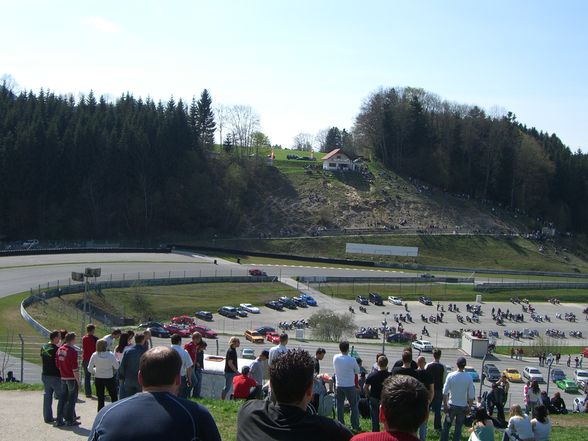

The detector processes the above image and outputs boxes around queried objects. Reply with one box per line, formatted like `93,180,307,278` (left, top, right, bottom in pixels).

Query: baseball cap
456,357,467,367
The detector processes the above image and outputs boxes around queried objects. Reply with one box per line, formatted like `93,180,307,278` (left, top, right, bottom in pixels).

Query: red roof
321,148,343,161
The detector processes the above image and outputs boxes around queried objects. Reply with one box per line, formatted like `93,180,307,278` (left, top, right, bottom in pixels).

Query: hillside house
321,148,360,171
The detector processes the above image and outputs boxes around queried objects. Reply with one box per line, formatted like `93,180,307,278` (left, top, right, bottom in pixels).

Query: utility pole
381,311,390,355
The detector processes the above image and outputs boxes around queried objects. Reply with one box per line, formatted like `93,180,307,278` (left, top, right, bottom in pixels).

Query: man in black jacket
40,330,61,424
237,349,352,441
119,334,146,398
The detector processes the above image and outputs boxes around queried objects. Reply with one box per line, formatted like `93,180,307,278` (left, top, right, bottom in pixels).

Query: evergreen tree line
353,87,588,232
0,85,272,238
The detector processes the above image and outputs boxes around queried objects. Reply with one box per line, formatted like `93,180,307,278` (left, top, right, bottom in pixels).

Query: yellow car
503,368,523,382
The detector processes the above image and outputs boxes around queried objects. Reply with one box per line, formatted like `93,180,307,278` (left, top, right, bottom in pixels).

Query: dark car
236,307,248,318
483,363,501,382
293,297,308,308
148,326,170,338
278,297,297,309
368,292,384,306
138,321,165,329
387,332,417,343
256,326,276,335
419,296,433,306
195,311,213,321
265,300,284,311
218,306,239,318
356,295,369,305
356,328,379,339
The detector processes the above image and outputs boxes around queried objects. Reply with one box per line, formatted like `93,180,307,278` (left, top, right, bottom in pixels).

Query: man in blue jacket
118,334,146,398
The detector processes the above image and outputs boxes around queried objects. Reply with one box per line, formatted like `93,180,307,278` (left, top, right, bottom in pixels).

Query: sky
1,1,587,151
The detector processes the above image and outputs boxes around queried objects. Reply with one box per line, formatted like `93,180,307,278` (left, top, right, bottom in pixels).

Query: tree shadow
331,171,371,191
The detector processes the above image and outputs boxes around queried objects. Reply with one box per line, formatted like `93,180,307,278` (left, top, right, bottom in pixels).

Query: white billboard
345,243,419,257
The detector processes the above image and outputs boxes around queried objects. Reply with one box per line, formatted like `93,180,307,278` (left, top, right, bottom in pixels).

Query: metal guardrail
475,282,588,291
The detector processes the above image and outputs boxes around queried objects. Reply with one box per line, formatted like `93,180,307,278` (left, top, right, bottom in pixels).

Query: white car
388,296,403,305
239,303,260,314
412,340,433,352
523,366,545,383
575,369,588,386
241,348,256,360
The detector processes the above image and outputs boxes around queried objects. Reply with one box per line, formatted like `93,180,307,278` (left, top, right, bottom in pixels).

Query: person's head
143,329,152,339
229,336,240,348
380,375,429,434
315,348,326,361
138,347,182,392
128,330,135,339
259,349,269,361
270,349,314,406
416,355,426,369
376,352,384,362
191,332,202,344
377,355,388,370
86,324,95,335
116,332,130,352
7,371,14,379
112,329,121,339
59,329,68,341
279,333,288,345
339,340,350,354
96,339,107,353
433,348,441,361
401,350,412,365
49,330,60,344
170,334,182,345
533,405,548,423
509,404,524,418
200,341,208,351
134,334,145,345
241,366,250,376
456,357,467,370
553,392,561,399
65,332,76,345
474,407,490,423
531,380,540,393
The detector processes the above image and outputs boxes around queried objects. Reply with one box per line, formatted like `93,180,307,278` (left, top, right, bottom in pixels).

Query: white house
321,148,360,171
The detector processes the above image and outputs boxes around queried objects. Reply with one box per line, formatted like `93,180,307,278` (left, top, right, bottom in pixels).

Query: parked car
419,296,433,306
388,296,402,305
148,326,170,338
583,347,588,358
356,295,369,305
556,379,579,393
421,273,435,279
266,332,280,344
256,326,276,335
265,300,284,311
523,366,545,383
483,364,501,383
299,293,317,306
138,321,165,329
218,306,239,318
163,324,191,337
356,328,379,339
292,297,308,308
236,307,249,318
22,239,39,249
502,368,523,383
412,340,433,352
368,292,384,306
278,297,297,309
244,330,264,344
551,368,566,383
239,303,260,314
191,325,217,339
464,367,480,382
195,311,213,321
241,348,256,360
387,332,417,343
171,315,195,325
574,369,588,387
248,268,267,276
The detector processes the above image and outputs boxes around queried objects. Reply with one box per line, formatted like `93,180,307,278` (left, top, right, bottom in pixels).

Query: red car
248,268,267,276
171,315,195,325
583,347,588,358
266,332,280,344
163,324,192,337
190,325,218,339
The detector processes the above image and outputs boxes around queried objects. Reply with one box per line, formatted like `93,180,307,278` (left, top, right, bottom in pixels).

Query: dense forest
353,87,588,232
0,85,276,238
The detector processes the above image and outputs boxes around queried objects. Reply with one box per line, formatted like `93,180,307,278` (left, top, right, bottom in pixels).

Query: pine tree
196,89,216,149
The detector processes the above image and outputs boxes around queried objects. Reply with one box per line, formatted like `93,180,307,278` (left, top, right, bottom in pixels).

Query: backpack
317,391,335,418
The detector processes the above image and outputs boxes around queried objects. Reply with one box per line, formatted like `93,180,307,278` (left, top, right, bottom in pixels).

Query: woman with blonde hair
88,339,119,411
222,336,240,400
502,404,534,441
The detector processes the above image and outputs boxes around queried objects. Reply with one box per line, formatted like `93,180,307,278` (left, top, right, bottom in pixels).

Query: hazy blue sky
2,1,587,151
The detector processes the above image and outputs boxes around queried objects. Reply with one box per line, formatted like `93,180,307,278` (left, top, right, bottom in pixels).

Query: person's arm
112,353,120,371
427,382,434,405
88,353,96,374
72,352,80,384
118,352,126,379
467,380,475,407
442,375,450,411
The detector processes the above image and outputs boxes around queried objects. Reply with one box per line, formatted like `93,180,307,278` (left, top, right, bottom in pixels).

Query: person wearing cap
440,357,475,441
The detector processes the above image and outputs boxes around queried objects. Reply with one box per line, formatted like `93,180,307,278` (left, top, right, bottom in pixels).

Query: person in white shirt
268,334,289,366
333,340,360,431
502,404,534,441
88,339,119,411
103,329,121,352
530,405,551,441
441,356,475,441
170,334,193,399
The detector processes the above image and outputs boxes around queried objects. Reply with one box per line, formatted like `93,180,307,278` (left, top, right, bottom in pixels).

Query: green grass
0,382,44,391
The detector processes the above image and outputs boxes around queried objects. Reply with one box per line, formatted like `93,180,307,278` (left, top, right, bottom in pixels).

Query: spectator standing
103,329,121,352
40,330,62,424
88,347,221,441
250,350,269,399
55,332,80,427
333,340,361,432
393,347,418,369
88,339,119,411
415,356,434,441
525,380,541,415
391,351,418,378
222,336,240,400
118,334,147,398
351,375,429,441
170,334,193,399
184,332,203,398
237,349,352,441
114,332,131,363
467,407,494,441
440,357,475,441
531,405,551,441
426,348,446,431
484,382,505,422
370,353,385,373
268,333,289,366
364,355,391,432
497,374,510,406
143,329,152,350
233,366,258,400
502,404,533,441
81,324,98,398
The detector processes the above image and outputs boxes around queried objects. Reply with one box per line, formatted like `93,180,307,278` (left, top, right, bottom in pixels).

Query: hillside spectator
237,348,352,441
364,355,391,432
88,339,119,411
233,366,258,400
525,380,541,415
468,407,494,441
392,347,418,369
194,341,207,398
415,356,434,441
103,329,121,352
114,332,132,363
502,404,533,441
426,348,446,431
81,324,98,398
88,346,221,441
370,352,385,373
351,375,429,441
55,332,80,427
268,333,289,366
333,340,361,432
40,330,62,424
485,382,505,422
497,374,510,405
119,334,146,398
250,350,269,400
550,392,567,414
170,334,193,399
5,370,19,382
143,329,152,349
531,405,551,441
184,332,203,398
440,357,475,441
222,336,240,400
391,351,417,378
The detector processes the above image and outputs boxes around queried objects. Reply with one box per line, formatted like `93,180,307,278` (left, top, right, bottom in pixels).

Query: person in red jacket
233,366,258,400
82,324,98,398
55,332,80,427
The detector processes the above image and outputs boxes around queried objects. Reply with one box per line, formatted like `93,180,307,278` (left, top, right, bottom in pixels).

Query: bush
308,309,355,342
